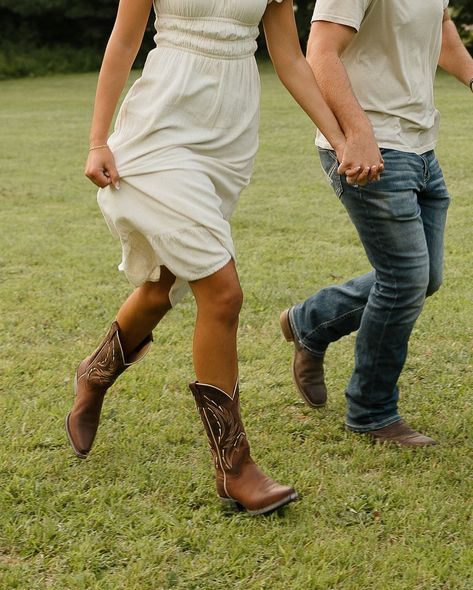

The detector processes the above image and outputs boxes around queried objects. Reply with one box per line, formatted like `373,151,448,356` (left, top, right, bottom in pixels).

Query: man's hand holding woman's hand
85,145,121,190
336,134,384,186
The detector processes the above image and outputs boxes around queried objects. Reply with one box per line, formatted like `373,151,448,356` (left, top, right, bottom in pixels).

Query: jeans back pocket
318,148,343,198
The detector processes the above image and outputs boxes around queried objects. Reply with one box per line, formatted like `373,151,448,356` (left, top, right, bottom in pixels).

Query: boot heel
279,309,294,342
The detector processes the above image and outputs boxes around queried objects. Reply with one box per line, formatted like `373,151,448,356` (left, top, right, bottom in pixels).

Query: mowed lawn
0,63,472,590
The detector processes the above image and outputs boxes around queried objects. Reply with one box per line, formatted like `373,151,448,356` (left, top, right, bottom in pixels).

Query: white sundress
98,0,284,306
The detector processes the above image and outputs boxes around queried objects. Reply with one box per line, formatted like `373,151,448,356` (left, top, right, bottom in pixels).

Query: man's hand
338,134,384,186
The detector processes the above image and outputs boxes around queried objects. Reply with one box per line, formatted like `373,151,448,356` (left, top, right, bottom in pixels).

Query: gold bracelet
88,144,109,151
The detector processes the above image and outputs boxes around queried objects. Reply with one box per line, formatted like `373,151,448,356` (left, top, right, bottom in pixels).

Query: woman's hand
337,136,384,186
85,146,120,190
334,143,362,183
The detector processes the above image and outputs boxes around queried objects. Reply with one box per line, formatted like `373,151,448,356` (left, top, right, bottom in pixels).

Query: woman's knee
191,261,243,323
213,283,243,322
197,281,243,324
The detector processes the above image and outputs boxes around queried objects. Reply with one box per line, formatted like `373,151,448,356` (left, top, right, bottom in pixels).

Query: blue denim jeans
290,148,450,432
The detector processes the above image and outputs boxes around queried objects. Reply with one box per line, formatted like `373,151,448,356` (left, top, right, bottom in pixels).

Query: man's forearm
306,46,374,140
439,19,473,87
306,22,383,182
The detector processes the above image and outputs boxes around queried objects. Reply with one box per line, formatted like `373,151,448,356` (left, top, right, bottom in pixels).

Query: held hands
335,135,384,186
85,145,121,190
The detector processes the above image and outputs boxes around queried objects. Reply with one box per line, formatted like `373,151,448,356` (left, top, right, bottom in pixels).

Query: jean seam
354,188,399,400
289,309,325,358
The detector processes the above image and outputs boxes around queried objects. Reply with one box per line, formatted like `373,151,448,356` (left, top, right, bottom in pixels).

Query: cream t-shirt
312,0,449,154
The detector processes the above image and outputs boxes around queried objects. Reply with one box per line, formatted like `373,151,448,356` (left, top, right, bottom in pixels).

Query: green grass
0,64,472,589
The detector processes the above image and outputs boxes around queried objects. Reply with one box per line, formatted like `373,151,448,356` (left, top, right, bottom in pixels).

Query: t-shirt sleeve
312,0,373,32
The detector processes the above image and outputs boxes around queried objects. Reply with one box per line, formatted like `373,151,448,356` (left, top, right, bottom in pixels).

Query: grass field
0,63,472,589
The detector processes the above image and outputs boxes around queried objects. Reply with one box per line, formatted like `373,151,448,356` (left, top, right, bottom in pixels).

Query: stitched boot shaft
189,381,298,515
66,321,152,459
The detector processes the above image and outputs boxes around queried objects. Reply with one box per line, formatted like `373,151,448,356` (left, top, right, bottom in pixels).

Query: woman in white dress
65,0,371,515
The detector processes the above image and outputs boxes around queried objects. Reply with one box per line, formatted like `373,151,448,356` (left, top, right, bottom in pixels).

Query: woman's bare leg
190,260,242,394
66,266,176,458
116,266,176,356
188,261,299,513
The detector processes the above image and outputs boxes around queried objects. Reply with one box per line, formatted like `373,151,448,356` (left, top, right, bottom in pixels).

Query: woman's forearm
262,1,345,153
89,0,153,145
89,39,139,145
273,55,346,152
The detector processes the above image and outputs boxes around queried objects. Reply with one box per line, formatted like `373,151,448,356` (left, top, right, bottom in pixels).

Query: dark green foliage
0,0,154,78
294,1,315,51
450,0,473,51
451,0,473,23
0,0,118,45
0,0,116,18
0,42,104,79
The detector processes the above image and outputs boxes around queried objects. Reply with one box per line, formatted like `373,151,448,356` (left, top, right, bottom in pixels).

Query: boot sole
220,491,299,516
367,433,437,447
346,426,437,447
280,309,326,409
64,373,89,460
65,413,89,460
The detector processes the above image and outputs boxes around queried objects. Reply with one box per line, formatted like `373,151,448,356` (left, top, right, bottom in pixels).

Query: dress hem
120,251,234,308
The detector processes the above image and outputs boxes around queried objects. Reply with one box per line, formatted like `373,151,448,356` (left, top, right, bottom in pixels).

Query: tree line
0,0,471,78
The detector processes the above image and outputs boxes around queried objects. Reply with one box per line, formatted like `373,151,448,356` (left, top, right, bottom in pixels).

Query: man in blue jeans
280,0,473,446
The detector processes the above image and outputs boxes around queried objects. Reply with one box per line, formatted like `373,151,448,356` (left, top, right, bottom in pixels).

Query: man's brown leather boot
66,321,152,459
280,308,327,407
189,381,298,515
357,419,437,447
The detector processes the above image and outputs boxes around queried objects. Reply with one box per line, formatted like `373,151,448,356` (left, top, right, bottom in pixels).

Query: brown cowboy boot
189,381,298,515
358,419,437,447
65,321,152,459
280,308,327,407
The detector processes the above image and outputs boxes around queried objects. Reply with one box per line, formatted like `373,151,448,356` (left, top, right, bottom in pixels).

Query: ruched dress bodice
154,0,270,42
154,5,262,59
97,0,284,305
